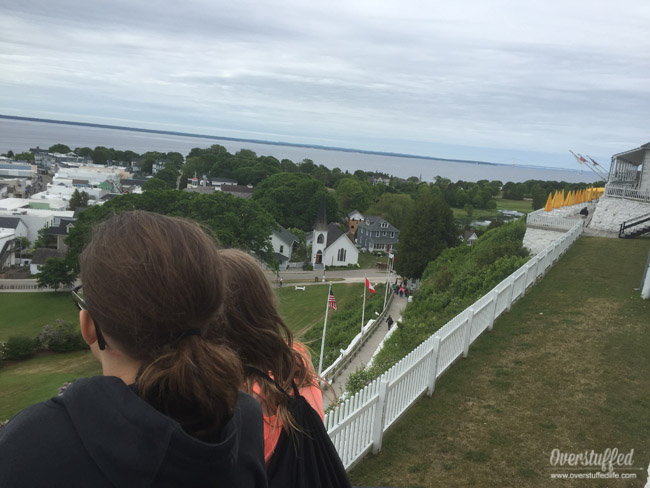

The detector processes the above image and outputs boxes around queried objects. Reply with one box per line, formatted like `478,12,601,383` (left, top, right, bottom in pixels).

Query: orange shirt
251,347,324,464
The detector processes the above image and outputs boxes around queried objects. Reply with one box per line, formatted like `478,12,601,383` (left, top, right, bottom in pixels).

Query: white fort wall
589,198,650,232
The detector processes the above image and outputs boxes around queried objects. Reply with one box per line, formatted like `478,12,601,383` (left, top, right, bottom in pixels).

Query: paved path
327,294,409,403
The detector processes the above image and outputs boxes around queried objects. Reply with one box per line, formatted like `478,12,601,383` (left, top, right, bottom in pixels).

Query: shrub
39,320,88,353
5,335,36,360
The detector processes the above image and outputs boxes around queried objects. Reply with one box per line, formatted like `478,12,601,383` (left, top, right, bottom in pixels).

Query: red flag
365,278,376,294
328,286,337,310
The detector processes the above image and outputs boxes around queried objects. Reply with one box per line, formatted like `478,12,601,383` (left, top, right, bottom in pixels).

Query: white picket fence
326,222,583,469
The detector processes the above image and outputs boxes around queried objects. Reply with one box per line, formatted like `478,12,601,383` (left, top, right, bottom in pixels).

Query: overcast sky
1,0,648,170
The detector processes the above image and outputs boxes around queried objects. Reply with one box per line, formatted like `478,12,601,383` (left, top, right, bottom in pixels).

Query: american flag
328,286,337,311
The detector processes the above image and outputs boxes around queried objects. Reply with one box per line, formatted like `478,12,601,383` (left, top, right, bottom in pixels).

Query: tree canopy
36,258,76,291
69,189,89,210
395,187,458,280
335,177,372,215
365,193,415,227
252,172,339,230
65,191,278,268
48,144,71,154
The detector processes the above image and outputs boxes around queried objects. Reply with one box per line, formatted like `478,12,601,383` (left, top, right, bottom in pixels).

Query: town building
307,198,359,269
347,210,365,237
47,217,76,252
356,216,400,253
270,226,299,268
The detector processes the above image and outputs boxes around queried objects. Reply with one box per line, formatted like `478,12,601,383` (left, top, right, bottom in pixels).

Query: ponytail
135,336,243,440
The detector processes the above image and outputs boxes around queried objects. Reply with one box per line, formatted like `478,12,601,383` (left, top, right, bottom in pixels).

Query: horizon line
0,113,586,174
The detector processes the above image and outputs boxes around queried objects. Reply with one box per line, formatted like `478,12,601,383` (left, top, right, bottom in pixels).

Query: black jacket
0,376,267,487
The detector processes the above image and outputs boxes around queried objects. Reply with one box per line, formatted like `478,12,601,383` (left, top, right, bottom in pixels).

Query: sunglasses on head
71,285,107,350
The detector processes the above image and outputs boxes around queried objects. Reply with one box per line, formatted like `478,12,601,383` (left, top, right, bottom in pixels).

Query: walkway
328,294,409,403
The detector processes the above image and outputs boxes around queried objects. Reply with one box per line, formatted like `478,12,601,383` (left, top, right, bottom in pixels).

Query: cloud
0,0,648,169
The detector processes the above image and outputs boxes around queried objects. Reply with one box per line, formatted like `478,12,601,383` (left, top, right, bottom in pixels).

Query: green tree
14,152,34,161
69,189,90,210
34,226,55,249
166,152,184,169
335,178,372,214
252,172,339,230
142,178,171,191
395,188,458,280
74,147,93,158
36,258,77,291
92,146,112,165
65,191,278,268
48,144,71,153
531,184,547,210
154,166,179,189
365,193,415,227
6,150,14,158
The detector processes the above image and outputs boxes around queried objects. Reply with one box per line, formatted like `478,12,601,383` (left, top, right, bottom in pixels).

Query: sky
1,0,649,170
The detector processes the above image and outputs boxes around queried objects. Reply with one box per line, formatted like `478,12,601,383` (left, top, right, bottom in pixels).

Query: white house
308,198,359,269
0,198,74,244
461,229,478,245
270,226,299,268
0,216,29,269
0,216,28,240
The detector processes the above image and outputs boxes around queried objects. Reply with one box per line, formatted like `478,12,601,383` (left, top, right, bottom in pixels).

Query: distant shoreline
0,114,584,174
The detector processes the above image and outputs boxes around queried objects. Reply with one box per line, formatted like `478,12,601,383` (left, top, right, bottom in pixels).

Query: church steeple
311,195,329,268
314,195,328,231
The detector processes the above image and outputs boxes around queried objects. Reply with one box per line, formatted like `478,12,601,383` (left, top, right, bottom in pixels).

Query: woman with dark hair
0,211,267,487
217,249,350,487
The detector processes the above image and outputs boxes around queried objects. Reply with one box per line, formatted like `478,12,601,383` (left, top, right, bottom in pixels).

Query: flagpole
318,283,331,376
383,253,391,309
361,274,367,334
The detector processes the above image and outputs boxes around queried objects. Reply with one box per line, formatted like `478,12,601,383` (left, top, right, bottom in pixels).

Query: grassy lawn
358,251,389,269
452,198,534,221
277,282,368,339
496,197,534,213
0,292,79,341
349,236,650,487
0,351,102,420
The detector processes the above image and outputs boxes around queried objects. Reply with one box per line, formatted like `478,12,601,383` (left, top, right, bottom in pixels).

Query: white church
306,197,359,269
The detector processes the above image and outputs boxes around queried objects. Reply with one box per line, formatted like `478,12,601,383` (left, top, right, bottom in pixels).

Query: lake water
0,117,600,184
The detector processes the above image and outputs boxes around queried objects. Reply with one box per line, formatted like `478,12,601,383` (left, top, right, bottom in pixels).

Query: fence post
462,308,474,358
522,260,535,297
487,290,498,331
533,255,542,281
426,336,441,396
506,276,516,311
371,379,389,454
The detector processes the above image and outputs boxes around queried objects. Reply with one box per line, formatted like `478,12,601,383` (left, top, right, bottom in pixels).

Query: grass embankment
361,219,529,387
349,237,650,487
0,281,383,419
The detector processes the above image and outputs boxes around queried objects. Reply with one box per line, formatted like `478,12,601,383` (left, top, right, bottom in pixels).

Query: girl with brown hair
217,249,351,487
0,211,267,487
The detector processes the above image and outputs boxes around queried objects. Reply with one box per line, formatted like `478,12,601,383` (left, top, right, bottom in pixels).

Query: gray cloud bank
1,0,648,169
